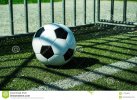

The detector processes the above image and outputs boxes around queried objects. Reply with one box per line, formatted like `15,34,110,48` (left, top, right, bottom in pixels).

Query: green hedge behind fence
1,0,136,4
0,0,62,4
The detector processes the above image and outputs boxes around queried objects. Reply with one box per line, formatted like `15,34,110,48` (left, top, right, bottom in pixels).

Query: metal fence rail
4,0,137,36
9,0,14,35
7,0,94,36
38,0,42,27
123,0,127,22
24,0,29,33
62,0,66,25
110,0,114,21
97,0,136,25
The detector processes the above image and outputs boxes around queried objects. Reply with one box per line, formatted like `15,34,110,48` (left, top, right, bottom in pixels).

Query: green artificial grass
0,26,137,90
70,67,137,90
0,0,62,5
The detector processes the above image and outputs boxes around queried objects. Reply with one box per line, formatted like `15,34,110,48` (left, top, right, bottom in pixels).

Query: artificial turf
0,25,137,90
70,67,137,90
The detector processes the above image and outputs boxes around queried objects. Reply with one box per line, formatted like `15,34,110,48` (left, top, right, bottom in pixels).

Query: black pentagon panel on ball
55,28,68,39
35,27,45,37
64,48,74,61
40,46,54,59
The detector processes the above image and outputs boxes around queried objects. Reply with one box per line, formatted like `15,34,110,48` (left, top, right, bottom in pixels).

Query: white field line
31,57,137,90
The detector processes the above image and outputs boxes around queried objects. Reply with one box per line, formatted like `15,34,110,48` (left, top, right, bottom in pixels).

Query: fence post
93,0,96,23
83,0,86,24
97,0,100,21
74,0,76,26
110,0,114,21
24,0,29,33
51,0,54,23
123,0,127,22
38,0,42,27
62,0,66,25
9,0,14,35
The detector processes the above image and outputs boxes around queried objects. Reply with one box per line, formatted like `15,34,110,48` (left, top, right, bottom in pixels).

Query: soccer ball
32,23,76,66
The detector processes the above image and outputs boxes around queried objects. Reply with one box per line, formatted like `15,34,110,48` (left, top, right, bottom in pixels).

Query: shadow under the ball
47,57,100,69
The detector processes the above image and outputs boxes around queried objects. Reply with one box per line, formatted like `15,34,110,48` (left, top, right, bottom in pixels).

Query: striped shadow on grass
31,57,137,90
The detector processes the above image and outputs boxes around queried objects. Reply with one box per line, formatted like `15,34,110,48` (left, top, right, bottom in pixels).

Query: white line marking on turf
31,57,137,90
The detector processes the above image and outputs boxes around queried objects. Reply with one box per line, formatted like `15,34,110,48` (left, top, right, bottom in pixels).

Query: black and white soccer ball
32,23,76,66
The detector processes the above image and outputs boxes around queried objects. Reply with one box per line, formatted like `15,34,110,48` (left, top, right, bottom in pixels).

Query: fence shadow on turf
0,49,137,90
83,68,137,90
78,31,137,60
75,24,137,42
47,57,100,69
0,53,66,90
0,54,35,90
27,65,116,90
0,56,117,90
76,32,137,90
0,53,118,90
